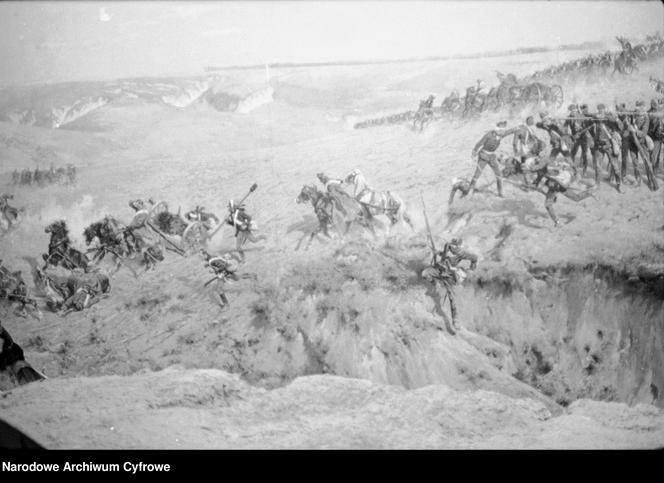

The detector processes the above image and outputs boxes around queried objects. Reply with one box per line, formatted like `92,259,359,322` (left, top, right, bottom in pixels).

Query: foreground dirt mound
1,366,662,449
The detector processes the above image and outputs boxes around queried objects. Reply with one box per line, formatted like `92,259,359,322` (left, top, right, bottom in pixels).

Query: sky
0,1,662,86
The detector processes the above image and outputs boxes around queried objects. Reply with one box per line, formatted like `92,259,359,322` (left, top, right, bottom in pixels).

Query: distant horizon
0,36,639,90
1,1,662,87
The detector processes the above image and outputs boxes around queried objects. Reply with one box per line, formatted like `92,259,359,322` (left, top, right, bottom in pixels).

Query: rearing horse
344,169,413,229
296,185,373,249
83,216,163,274
0,194,23,231
43,220,89,271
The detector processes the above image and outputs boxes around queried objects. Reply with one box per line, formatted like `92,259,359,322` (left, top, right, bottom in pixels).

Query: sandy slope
1,50,663,448
1,367,663,449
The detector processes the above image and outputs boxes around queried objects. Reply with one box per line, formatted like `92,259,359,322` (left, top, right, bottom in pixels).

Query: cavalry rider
226,200,266,261
421,238,478,329
469,120,518,197
200,250,239,309
419,94,435,111
317,172,350,214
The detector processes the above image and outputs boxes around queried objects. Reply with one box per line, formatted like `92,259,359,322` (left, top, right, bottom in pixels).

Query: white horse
344,169,413,228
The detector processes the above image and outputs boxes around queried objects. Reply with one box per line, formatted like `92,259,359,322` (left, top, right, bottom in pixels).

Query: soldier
538,160,594,226
201,250,239,309
448,177,472,205
184,206,219,230
226,200,266,261
421,238,477,329
513,116,544,162
649,98,664,173
591,103,624,192
620,100,650,186
468,121,517,197
566,104,594,176
537,111,573,161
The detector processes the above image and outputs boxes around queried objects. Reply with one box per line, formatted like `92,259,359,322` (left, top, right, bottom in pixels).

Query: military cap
568,104,577,111
496,121,507,127
580,104,589,110
597,103,606,110
635,100,645,107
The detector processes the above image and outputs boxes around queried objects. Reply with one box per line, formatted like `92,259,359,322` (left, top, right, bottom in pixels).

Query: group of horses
414,77,564,130
526,35,664,82
11,165,77,188
296,169,412,249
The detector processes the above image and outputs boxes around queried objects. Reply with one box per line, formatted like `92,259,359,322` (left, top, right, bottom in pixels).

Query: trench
235,245,664,410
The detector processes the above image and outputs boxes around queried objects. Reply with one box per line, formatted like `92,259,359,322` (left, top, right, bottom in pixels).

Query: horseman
419,94,435,111
421,238,477,329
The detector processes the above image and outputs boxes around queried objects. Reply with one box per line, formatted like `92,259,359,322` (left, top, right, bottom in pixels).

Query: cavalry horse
0,194,24,232
344,169,413,229
84,216,163,274
43,220,90,271
296,185,372,248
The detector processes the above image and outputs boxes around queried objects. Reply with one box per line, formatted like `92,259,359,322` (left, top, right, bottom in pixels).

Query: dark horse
83,216,163,273
42,220,89,271
295,185,372,249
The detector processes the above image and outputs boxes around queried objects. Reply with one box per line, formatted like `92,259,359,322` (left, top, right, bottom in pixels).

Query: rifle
625,119,659,191
145,222,186,256
204,276,220,287
420,192,436,254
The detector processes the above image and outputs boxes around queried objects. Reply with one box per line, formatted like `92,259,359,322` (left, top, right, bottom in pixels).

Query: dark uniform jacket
592,114,623,147
649,110,664,141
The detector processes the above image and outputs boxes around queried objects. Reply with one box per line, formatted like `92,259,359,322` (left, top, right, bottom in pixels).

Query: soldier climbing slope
421,238,478,331
201,250,239,310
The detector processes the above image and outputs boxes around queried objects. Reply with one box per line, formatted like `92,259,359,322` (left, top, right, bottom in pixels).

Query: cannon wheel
130,209,150,227
549,85,564,108
150,201,169,220
182,221,208,254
